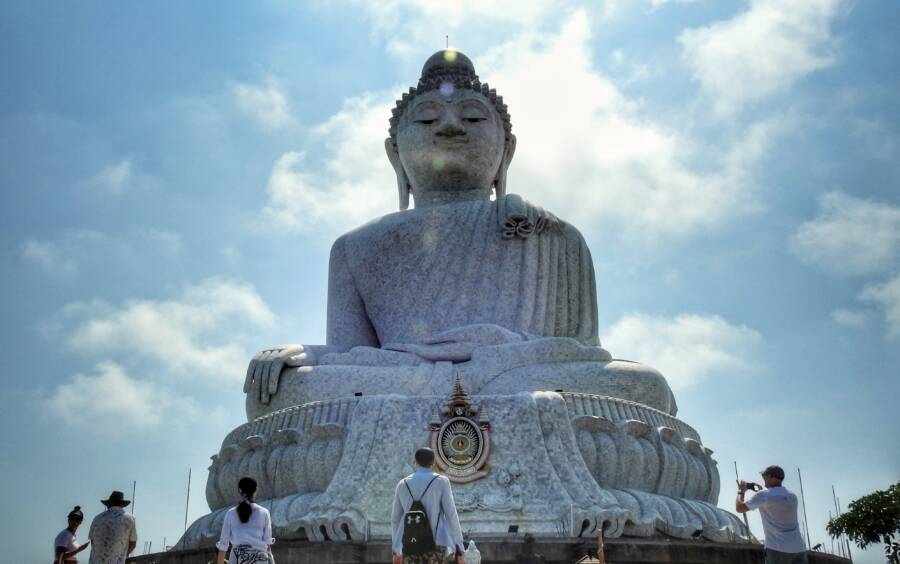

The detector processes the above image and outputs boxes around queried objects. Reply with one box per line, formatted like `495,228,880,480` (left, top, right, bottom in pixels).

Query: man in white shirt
391,448,465,564
736,465,808,564
88,491,137,564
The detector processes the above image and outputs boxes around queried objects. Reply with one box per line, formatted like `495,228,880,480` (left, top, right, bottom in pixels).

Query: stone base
128,537,851,564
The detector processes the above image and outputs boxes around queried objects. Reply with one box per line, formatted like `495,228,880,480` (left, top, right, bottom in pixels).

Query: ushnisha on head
386,50,517,210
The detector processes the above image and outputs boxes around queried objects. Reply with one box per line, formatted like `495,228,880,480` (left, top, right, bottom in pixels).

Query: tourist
87,491,137,564
215,477,274,564
54,505,90,564
391,447,465,564
736,465,808,564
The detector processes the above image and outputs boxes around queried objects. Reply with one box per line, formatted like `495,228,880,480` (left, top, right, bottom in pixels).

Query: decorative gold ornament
430,375,491,483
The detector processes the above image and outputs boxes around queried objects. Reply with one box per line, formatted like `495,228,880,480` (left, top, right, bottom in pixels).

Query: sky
1,1,898,562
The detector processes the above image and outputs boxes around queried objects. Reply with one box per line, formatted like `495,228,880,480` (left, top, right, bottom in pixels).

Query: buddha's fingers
267,359,282,397
253,360,269,404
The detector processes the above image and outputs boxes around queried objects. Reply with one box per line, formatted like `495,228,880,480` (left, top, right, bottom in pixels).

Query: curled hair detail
388,75,512,149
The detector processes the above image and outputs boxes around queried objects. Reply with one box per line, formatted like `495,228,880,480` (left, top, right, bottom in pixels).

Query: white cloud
89,157,135,194
19,239,78,274
18,228,182,276
831,308,867,328
485,12,772,240
652,0,699,8
601,313,763,390
61,278,275,383
860,274,900,340
351,0,560,56
679,0,846,115
261,92,398,231
262,11,773,242
791,191,900,276
233,77,294,130
44,361,197,433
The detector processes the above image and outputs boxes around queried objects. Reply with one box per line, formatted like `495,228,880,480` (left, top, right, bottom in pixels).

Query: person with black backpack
391,448,465,564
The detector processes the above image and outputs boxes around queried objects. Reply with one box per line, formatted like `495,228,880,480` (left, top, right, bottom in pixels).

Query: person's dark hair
414,447,435,468
236,477,258,524
67,506,83,522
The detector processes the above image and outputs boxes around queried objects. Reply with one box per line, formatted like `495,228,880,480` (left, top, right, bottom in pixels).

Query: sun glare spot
432,157,445,171
444,50,458,63
439,81,454,97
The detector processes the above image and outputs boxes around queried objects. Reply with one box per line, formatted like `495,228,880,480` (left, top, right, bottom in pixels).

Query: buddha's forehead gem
439,81,454,97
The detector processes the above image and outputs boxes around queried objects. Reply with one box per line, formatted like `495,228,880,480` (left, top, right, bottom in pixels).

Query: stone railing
206,398,359,510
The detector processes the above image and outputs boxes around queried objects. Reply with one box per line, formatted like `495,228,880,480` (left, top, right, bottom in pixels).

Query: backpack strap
418,475,439,501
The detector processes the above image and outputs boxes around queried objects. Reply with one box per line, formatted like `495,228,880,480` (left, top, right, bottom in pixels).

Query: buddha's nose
435,113,466,138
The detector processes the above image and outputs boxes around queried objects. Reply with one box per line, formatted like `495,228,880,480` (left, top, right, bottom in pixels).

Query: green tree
827,483,900,563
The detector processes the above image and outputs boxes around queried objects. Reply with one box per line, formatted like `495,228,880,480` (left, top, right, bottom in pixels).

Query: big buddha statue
180,51,747,550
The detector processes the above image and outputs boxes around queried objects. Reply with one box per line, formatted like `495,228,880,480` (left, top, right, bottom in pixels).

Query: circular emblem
441,419,481,467
433,416,490,482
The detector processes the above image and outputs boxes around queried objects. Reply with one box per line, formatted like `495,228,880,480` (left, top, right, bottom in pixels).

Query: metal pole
837,495,852,560
733,461,753,543
797,468,812,549
131,480,136,515
831,486,845,558
182,468,192,550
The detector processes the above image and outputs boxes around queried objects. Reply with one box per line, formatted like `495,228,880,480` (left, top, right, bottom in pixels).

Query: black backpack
402,475,442,555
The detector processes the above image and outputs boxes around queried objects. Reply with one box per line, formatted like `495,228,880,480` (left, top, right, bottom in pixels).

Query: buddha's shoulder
335,201,491,244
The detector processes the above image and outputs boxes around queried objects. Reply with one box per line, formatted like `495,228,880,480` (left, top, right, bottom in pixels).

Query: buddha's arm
244,236,378,405
326,234,379,349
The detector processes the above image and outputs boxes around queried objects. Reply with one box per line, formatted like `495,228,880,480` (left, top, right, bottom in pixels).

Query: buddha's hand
243,344,315,404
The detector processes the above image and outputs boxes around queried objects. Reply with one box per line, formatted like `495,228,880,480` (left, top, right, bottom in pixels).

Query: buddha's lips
434,137,469,147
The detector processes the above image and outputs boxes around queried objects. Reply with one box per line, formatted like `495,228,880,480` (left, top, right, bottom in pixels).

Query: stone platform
128,537,851,564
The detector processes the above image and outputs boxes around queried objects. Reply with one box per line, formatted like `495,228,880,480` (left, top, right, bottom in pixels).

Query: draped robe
245,194,677,420
328,194,599,351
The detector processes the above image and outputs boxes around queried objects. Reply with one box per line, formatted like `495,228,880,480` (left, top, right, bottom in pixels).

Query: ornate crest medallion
430,376,491,483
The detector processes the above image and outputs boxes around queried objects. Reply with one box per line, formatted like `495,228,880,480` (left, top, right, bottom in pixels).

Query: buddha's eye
415,119,437,125
463,117,486,123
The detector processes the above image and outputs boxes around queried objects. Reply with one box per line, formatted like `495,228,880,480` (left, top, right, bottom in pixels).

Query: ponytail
236,500,252,524
236,477,258,524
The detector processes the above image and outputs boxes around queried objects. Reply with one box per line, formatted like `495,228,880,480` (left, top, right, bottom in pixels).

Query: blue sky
2,1,898,562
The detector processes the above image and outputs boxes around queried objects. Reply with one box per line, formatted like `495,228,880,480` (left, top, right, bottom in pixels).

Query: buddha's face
396,87,507,199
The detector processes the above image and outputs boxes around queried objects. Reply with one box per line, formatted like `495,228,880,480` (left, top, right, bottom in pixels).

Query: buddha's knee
477,359,677,415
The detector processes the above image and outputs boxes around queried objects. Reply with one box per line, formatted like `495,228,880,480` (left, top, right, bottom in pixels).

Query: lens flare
444,50,458,63
432,157,445,171
439,81,454,97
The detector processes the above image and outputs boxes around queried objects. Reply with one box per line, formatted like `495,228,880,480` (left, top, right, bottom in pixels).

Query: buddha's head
386,50,516,209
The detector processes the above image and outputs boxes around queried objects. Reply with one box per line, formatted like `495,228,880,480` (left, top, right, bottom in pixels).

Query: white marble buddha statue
244,51,676,421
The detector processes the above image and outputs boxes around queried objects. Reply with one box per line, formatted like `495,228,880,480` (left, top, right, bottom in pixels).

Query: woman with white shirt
215,477,275,564
54,505,90,564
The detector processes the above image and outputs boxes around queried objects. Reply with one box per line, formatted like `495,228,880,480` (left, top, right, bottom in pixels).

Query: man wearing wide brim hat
88,490,138,563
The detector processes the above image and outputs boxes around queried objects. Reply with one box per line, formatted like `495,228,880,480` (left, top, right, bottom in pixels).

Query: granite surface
185,392,741,549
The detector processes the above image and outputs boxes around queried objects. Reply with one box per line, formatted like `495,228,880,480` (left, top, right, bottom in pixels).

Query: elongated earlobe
398,172,410,210
493,134,517,198
385,138,411,210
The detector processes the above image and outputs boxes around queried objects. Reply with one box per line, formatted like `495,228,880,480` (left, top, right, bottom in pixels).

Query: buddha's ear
385,138,411,210
494,134,517,198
